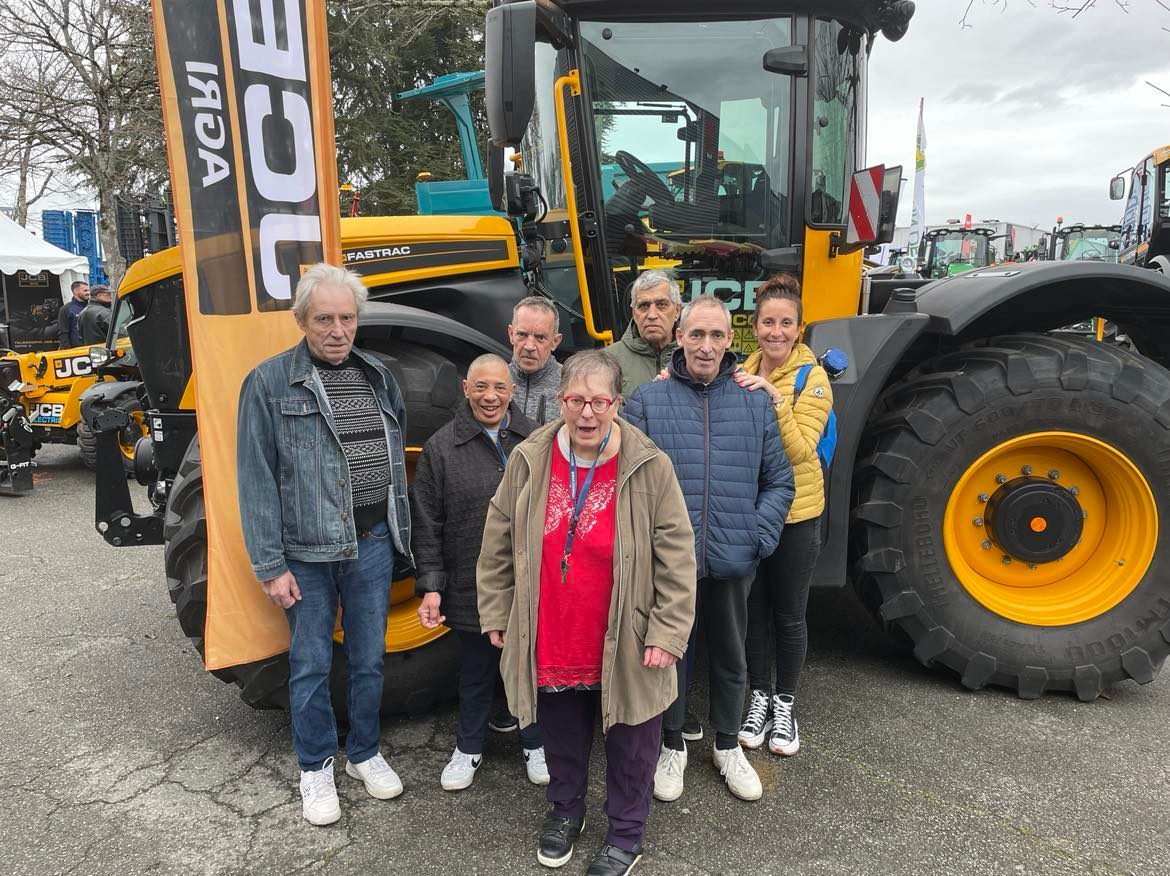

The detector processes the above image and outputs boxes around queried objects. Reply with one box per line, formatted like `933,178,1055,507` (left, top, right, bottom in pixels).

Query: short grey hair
629,269,681,307
560,350,622,399
679,295,732,333
512,295,560,334
293,263,368,323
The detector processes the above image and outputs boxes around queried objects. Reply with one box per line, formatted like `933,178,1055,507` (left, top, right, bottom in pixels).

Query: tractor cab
1111,145,1170,271
485,0,912,353
1048,223,1123,263
918,225,996,279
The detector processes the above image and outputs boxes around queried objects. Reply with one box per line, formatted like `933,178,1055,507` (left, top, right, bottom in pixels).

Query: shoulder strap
793,363,814,400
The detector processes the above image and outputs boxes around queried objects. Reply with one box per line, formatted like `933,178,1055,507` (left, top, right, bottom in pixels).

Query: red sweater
536,442,618,689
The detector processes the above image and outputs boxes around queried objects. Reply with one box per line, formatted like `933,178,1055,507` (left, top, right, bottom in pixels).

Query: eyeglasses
562,395,614,414
634,298,675,313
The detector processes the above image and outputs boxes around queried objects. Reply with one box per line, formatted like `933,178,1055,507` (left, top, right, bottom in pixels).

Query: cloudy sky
869,0,1170,232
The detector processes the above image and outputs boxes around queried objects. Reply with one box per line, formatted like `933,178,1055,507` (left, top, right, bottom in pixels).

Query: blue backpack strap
793,363,814,399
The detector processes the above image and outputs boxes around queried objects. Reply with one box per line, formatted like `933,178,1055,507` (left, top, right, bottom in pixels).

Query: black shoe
586,844,642,876
681,711,703,742
489,708,519,733
536,812,585,869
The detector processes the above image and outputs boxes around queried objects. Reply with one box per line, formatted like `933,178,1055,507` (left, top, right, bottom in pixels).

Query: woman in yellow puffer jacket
731,273,833,758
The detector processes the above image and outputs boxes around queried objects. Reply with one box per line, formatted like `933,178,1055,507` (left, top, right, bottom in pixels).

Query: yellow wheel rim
119,410,148,462
943,431,1157,626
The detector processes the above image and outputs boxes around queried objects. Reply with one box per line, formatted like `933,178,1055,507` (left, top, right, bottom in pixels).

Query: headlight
90,346,112,368
898,255,917,274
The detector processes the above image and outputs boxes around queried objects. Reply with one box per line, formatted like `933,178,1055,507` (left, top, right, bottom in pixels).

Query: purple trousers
538,689,662,853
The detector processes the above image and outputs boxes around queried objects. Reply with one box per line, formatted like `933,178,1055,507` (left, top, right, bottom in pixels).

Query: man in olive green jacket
604,269,681,399
477,417,696,732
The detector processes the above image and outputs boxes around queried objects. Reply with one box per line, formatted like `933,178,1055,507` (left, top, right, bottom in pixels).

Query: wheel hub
984,477,1083,563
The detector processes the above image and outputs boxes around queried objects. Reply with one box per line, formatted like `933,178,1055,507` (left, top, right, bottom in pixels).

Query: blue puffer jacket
624,349,794,580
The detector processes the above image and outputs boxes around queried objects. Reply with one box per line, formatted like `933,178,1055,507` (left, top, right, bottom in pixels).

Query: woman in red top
478,351,696,876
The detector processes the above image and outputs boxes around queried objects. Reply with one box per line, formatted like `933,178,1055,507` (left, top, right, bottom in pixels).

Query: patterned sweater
313,354,390,532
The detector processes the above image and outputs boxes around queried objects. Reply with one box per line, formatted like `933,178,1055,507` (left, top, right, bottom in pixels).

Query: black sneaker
489,708,520,733
586,844,642,876
537,812,585,869
681,710,703,742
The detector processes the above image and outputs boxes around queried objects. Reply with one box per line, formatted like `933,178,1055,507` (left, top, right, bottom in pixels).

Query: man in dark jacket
411,353,548,792
624,295,794,804
604,269,680,399
57,280,89,348
78,284,112,344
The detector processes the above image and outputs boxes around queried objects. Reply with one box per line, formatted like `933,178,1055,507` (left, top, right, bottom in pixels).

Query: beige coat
742,343,833,523
477,418,697,733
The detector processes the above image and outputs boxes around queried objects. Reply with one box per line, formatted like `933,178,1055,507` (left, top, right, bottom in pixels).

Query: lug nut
995,473,1007,484
1028,563,1038,570
1116,559,1126,567
1021,465,1033,476
1069,486,1080,496
1001,555,1012,565
1048,469,1060,480
978,492,990,503
973,517,984,527
981,540,992,550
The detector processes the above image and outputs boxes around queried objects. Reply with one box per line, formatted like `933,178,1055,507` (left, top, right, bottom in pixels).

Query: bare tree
0,0,165,286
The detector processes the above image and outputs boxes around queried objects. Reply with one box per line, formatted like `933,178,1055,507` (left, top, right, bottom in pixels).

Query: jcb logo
29,403,64,424
53,356,93,379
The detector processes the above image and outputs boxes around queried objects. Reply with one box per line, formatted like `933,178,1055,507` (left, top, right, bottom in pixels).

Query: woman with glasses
478,350,696,876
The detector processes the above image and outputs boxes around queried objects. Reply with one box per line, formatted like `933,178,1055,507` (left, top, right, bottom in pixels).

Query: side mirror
485,2,537,148
1109,175,1126,201
762,46,808,77
840,164,901,253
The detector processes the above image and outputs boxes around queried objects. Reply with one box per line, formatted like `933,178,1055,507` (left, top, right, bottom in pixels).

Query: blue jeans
284,521,392,771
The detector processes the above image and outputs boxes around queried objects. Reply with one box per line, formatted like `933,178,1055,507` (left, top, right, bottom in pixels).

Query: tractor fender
802,311,932,587
79,380,142,428
909,261,1170,351
359,301,512,359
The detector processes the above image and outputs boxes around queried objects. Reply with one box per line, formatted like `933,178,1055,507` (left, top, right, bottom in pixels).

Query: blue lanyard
561,428,612,584
482,413,510,467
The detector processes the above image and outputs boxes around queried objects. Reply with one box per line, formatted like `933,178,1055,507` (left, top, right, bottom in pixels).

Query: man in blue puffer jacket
624,295,794,805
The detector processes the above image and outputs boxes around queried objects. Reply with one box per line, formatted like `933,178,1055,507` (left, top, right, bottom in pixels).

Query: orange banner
151,0,342,669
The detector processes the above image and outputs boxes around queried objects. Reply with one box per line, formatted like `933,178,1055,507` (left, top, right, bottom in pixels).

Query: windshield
1058,228,1120,262
927,232,990,278
579,18,794,258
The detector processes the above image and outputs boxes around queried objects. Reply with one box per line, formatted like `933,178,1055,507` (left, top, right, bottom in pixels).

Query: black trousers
457,630,541,754
663,573,754,739
539,690,662,852
745,517,822,696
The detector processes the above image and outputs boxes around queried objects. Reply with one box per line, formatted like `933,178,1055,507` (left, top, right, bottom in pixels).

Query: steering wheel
614,150,675,208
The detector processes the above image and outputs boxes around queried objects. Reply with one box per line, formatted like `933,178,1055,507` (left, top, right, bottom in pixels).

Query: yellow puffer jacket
742,343,833,523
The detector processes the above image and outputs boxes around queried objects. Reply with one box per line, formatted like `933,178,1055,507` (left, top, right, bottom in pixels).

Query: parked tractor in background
1046,223,1123,263
1111,145,1170,272
90,0,1170,714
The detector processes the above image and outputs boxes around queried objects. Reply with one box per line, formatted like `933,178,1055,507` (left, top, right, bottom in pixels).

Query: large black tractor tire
851,333,1170,700
162,341,464,715
77,390,144,474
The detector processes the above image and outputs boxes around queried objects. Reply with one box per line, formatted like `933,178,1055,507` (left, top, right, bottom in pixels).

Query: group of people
236,263,834,876
57,278,112,349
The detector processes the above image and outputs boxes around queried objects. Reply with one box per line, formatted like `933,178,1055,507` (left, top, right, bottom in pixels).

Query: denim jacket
236,339,412,582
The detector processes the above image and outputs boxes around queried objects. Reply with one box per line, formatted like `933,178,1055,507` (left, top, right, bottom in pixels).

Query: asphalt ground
1,445,1167,876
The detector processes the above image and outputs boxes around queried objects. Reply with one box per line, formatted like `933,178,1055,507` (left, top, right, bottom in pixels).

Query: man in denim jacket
237,263,412,826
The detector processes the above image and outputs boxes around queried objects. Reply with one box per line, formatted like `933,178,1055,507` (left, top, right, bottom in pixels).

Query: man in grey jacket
604,269,681,399
507,296,562,424
236,263,411,826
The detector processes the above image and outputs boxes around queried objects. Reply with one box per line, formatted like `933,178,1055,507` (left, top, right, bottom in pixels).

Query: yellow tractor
91,0,1170,710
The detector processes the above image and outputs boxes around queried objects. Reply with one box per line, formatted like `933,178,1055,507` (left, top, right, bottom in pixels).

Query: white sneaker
737,688,772,749
345,752,404,800
652,744,687,802
440,747,482,792
713,745,763,801
300,757,341,826
524,747,550,786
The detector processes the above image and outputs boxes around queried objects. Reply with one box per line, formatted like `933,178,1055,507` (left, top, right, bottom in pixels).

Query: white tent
0,211,90,301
